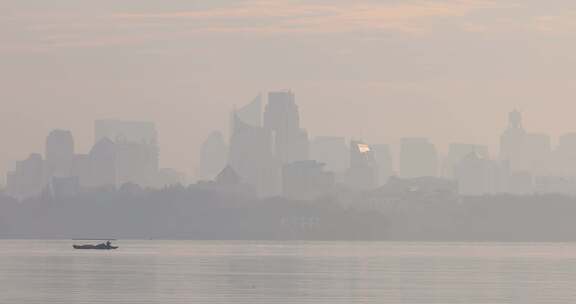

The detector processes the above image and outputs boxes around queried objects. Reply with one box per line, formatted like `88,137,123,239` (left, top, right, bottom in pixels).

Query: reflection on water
1,240,576,303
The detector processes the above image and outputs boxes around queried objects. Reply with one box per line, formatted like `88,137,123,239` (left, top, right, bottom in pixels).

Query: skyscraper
371,144,394,186
45,130,74,179
399,138,438,178
346,140,378,190
234,94,262,128
198,131,228,181
500,110,527,172
94,120,159,188
229,102,280,197
87,138,117,189
6,153,45,199
264,91,309,164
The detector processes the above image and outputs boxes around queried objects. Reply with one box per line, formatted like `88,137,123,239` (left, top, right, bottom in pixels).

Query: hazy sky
3,0,576,180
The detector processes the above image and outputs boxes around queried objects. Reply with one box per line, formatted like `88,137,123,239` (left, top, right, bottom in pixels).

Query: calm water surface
1,240,576,303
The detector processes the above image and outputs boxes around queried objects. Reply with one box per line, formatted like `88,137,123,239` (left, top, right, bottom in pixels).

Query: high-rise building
198,131,228,181
371,144,394,186
399,138,438,178
229,107,280,197
87,138,117,189
6,153,45,199
233,94,262,129
346,140,378,190
45,130,74,179
94,120,159,188
310,136,349,173
72,154,91,188
500,110,527,172
264,91,309,164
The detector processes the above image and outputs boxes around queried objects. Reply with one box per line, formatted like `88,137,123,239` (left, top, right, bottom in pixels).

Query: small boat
73,241,118,250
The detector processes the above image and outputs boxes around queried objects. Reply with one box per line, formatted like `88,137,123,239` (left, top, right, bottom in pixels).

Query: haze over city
7,2,576,303
4,0,576,182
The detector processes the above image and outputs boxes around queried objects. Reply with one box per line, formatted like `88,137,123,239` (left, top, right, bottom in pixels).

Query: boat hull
73,244,118,250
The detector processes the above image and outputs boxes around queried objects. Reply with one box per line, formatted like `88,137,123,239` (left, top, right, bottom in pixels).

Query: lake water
1,240,576,303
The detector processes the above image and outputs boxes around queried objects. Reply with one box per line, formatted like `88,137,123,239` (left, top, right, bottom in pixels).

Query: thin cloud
534,11,576,35
114,0,503,34
1,0,529,51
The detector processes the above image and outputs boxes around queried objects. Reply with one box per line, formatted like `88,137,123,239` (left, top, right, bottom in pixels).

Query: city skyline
5,2,576,303
6,90,576,199
3,92,575,184
5,0,576,184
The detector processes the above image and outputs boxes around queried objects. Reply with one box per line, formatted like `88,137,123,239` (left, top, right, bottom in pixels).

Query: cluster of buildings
7,91,576,201
5,120,185,199
198,92,576,199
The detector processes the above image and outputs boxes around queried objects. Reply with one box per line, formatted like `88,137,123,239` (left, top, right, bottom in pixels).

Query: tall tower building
371,144,394,185
198,131,228,181
263,91,309,164
346,140,378,190
88,138,117,189
94,120,159,187
229,113,280,197
500,110,527,171
45,129,74,179
6,153,45,199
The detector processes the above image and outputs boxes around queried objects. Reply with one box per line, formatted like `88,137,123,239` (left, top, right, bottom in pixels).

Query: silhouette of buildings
497,110,554,193
282,160,335,200
10,96,576,201
232,94,263,129
6,153,44,199
95,120,159,188
194,165,256,197
50,176,80,198
263,91,309,164
399,138,438,178
371,144,394,186
45,130,74,180
71,154,90,188
87,138,117,189
500,110,532,173
346,141,378,190
229,102,280,197
198,131,228,181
